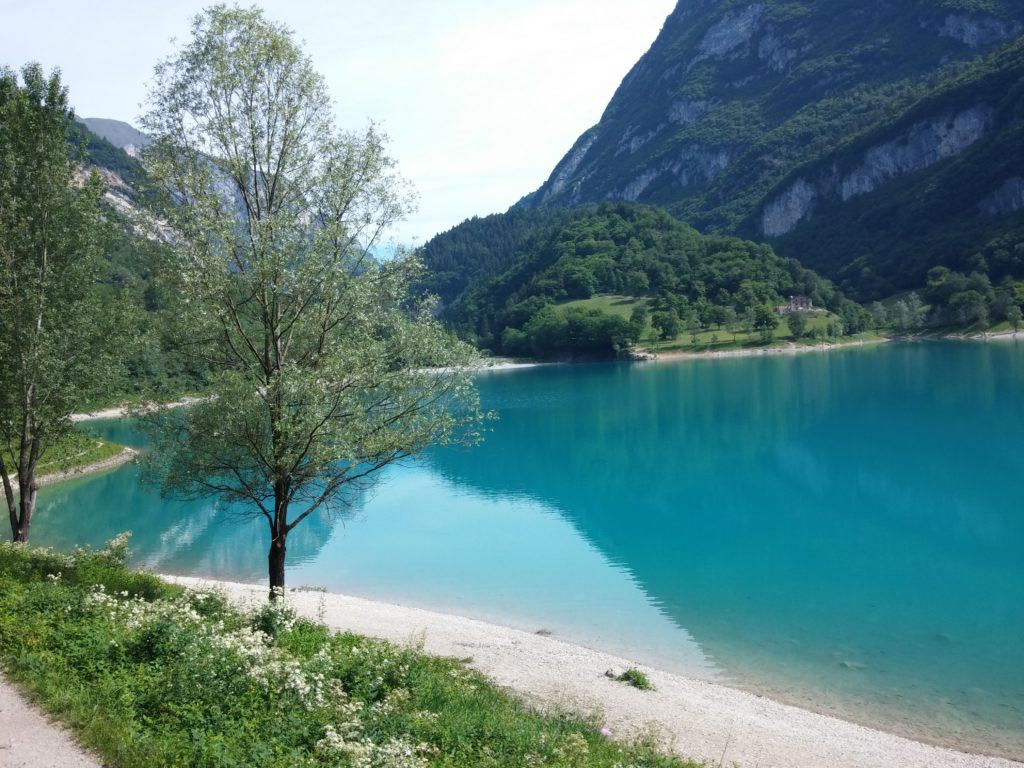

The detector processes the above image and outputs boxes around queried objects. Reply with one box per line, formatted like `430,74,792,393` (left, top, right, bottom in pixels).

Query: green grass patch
643,312,857,354
558,294,647,320
0,540,697,768
35,429,124,475
616,668,654,692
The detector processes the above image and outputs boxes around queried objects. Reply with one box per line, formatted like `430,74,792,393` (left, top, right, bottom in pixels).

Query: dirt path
0,674,102,768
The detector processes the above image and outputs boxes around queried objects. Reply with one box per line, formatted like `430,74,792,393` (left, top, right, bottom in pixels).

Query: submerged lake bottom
25,341,1024,760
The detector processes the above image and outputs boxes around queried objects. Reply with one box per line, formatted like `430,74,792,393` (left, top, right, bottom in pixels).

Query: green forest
422,203,870,359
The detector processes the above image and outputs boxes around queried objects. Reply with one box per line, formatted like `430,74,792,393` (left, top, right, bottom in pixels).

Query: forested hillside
419,207,571,308
426,203,866,358
72,120,209,401
524,0,1024,301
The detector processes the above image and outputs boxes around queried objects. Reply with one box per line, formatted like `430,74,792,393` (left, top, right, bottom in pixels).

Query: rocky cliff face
763,104,996,236
525,0,1024,297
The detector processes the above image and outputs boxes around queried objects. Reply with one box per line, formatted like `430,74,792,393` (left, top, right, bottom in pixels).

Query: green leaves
428,202,852,356
0,64,128,538
0,543,702,767
138,6,483,581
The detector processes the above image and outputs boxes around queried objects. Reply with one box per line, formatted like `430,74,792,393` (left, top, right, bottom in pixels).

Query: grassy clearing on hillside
0,540,696,768
35,429,124,476
559,294,647,320
556,295,886,355
646,322,884,354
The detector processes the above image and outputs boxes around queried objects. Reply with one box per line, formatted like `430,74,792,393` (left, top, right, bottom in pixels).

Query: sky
1,0,675,245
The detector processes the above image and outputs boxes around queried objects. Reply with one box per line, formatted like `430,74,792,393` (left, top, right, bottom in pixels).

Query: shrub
617,668,655,691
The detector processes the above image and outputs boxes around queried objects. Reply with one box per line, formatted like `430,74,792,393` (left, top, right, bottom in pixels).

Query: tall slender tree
141,6,483,595
0,64,115,542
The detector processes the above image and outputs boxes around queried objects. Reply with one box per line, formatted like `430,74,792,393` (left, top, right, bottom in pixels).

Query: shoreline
166,575,1020,768
946,329,1024,341
6,447,138,495
642,336,889,363
70,395,206,423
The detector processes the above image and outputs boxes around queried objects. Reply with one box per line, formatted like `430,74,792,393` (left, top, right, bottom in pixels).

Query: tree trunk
1,456,17,541
4,484,18,543
268,531,287,598
13,485,36,542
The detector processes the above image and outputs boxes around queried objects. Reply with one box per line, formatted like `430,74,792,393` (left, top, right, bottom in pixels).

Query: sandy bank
956,329,1024,341
474,360,557,372
644,337,889,364
70,395,206,423
166,576,1020,768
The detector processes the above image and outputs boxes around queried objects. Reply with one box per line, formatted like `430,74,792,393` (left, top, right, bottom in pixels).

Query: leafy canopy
139,6,482,583
0,63,122,540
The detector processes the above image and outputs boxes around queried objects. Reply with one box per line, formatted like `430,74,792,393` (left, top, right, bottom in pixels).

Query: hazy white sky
1,0,675,244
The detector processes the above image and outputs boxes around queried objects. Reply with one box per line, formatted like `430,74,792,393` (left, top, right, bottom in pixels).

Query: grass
554,294,1022,356
556,295,889,354
616,669,654,692
0,539,698,768
558,294,647,320
546,294,1021,359
644,312,862,354
35,429,125,476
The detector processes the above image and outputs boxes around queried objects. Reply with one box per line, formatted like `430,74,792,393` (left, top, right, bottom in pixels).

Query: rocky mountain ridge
83,117,151,157
524,0,1024,298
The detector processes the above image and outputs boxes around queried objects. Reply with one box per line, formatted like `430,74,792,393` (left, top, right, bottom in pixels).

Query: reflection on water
23,341,1024,759
35,465,341,580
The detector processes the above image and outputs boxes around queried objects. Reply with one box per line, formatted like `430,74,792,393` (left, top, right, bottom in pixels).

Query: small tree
628,304,648,342
1008,304,1023,332
869,302,889,330
651,309,680,340
0,64,118,542
720,306,738,340
786,311,809,340
141,7,482,595
949,290,988,327
742,307,756,339
624,271,649,296
706,305,729,330
754,304,779,344
905,292,926,329
890,300,911,333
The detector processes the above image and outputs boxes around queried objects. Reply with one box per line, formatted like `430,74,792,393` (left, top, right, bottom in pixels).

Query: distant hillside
423,203,866,359
82,117,151,155
524,0,1024,300
420,207,572,309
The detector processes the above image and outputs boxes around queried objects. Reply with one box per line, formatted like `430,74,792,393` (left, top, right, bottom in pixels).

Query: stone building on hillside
775,295,814,315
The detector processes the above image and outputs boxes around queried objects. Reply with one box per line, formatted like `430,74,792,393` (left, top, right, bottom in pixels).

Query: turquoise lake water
23,341,1024,759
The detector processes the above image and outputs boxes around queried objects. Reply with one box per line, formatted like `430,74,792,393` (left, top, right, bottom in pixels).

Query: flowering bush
0,540,697,768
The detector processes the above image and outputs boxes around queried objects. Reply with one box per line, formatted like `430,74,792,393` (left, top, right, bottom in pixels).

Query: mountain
67,120,207,398
524,0,1024,300
82,117,151,156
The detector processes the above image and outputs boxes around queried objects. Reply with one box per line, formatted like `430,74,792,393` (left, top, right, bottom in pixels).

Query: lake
27,341,1024,759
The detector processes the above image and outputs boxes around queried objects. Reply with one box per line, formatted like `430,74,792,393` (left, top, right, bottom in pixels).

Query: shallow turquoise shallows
25,341,1024,759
